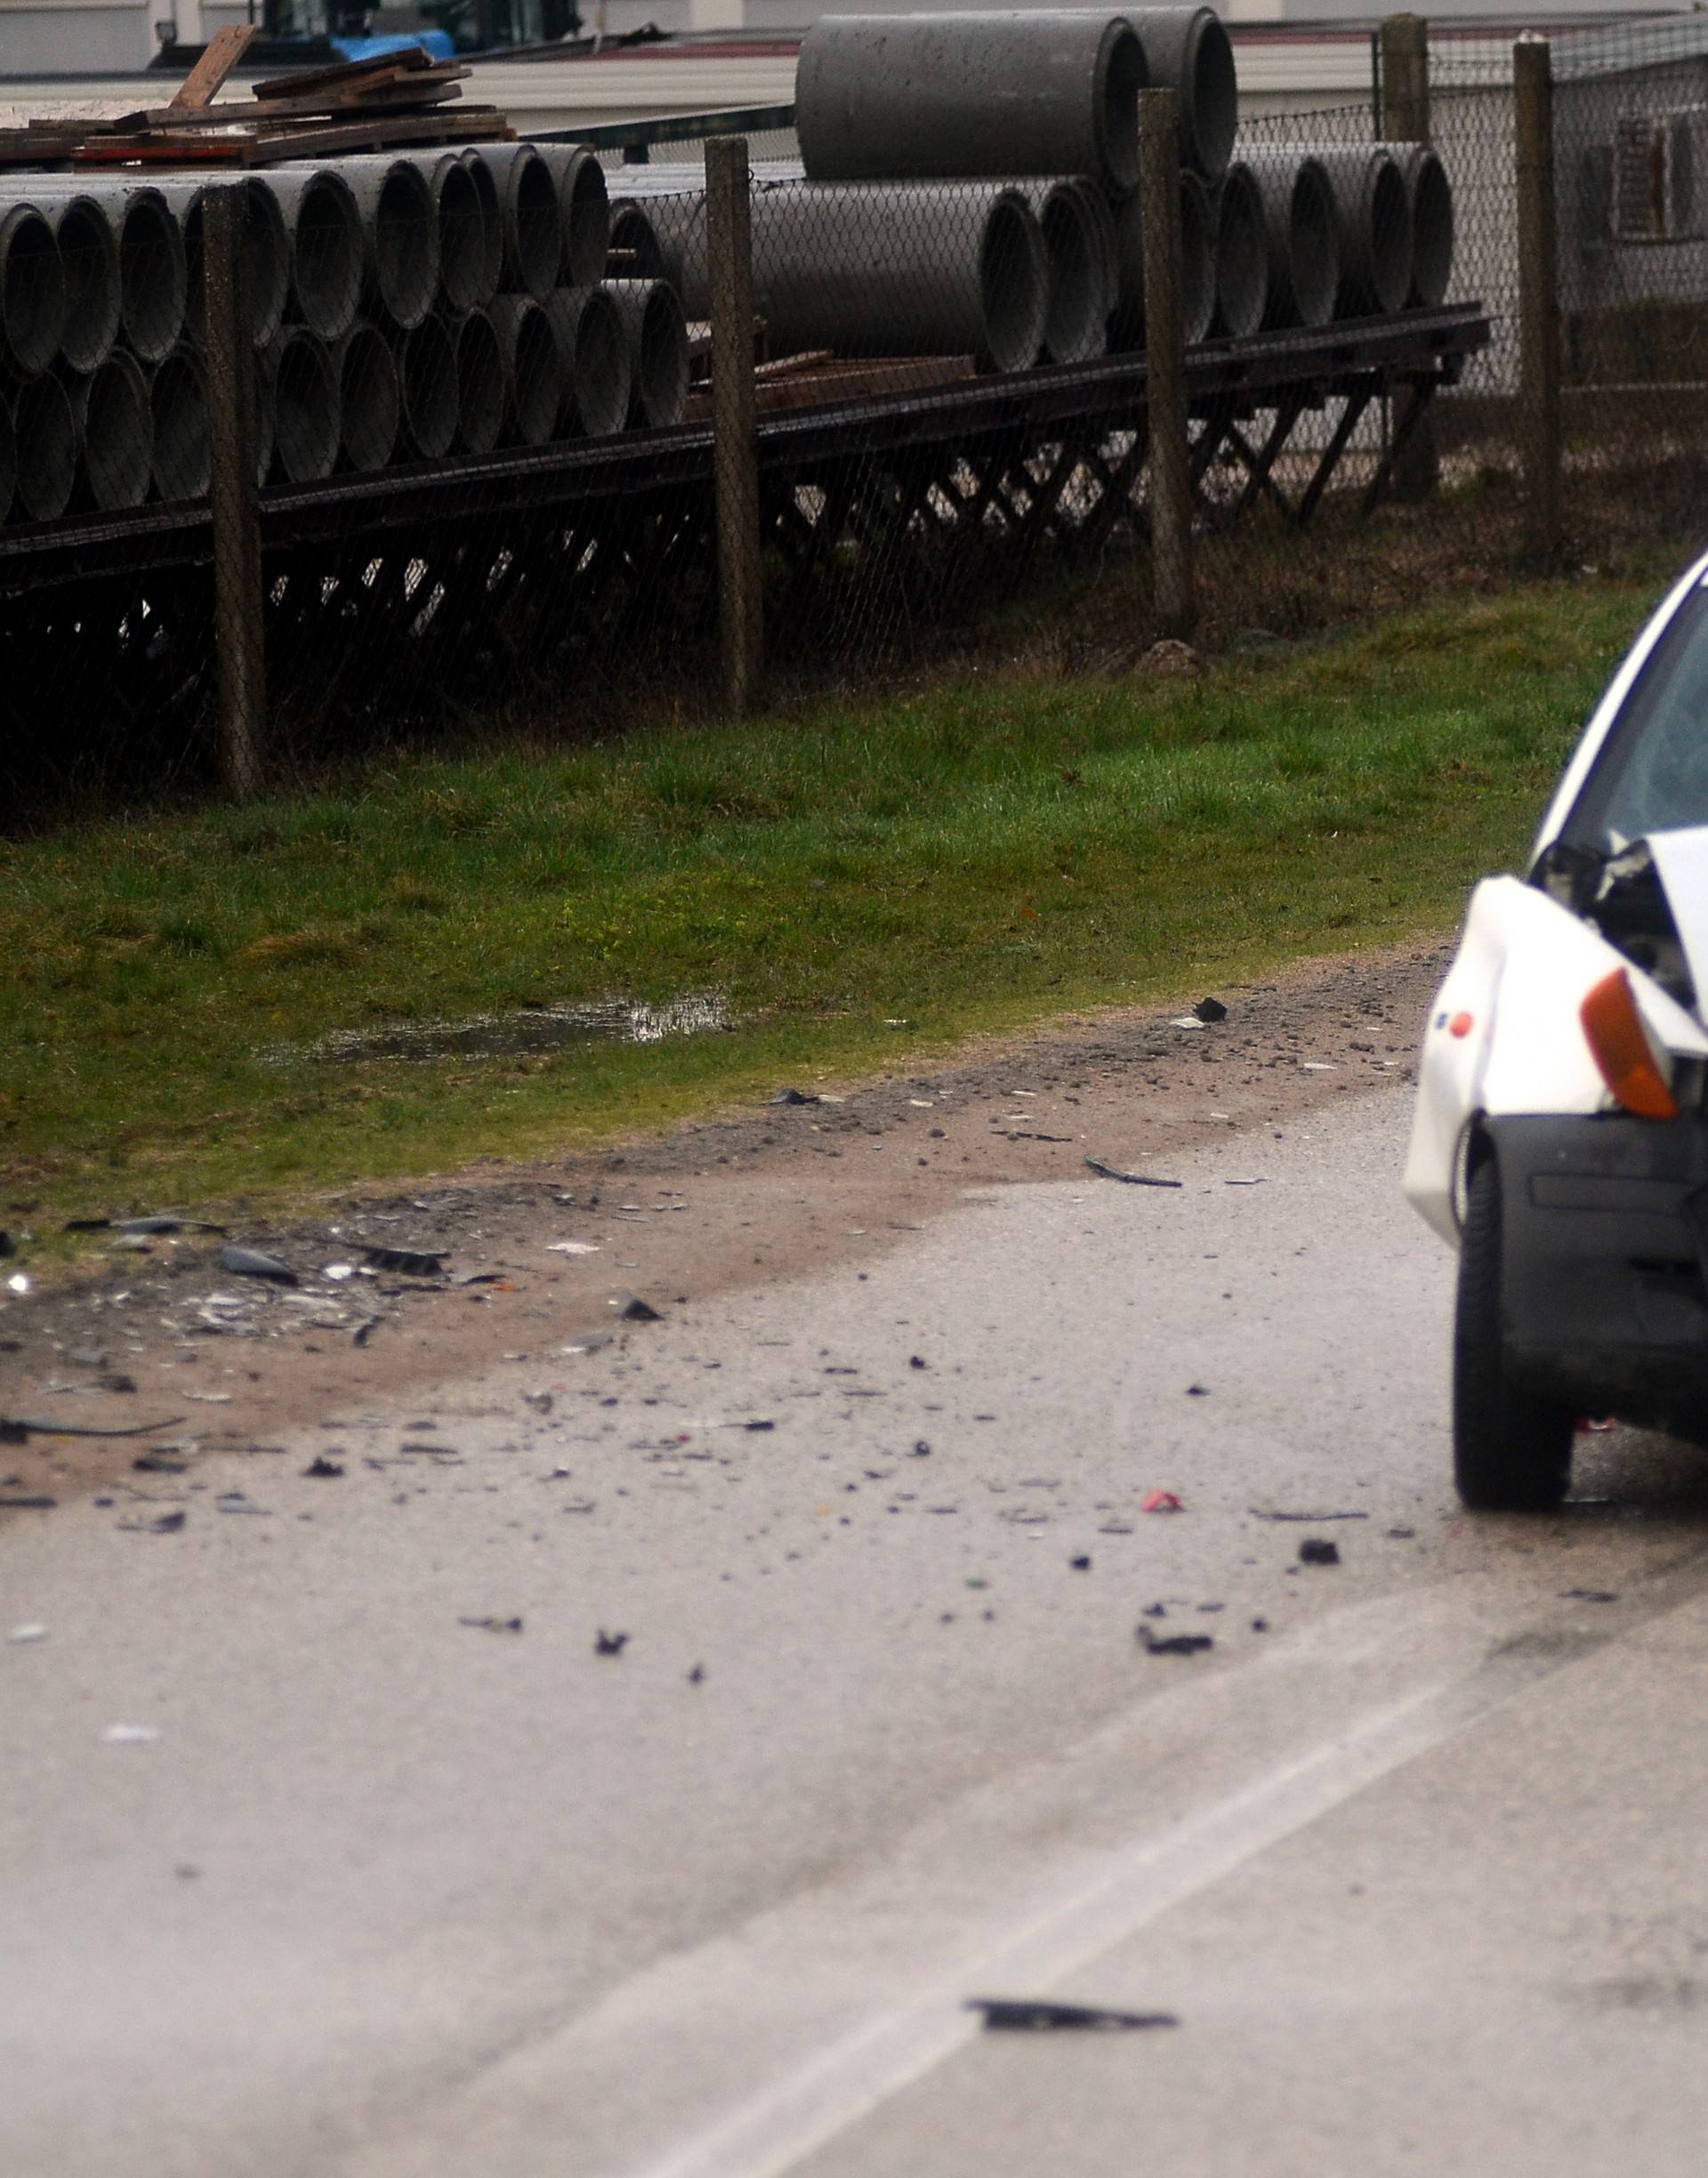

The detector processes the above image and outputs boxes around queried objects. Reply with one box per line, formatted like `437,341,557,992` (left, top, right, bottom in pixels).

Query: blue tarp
327,30,455,63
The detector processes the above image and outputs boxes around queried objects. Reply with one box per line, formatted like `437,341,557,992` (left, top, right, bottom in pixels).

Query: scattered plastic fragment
0,1494,56,1510
1298,1537,1341,1566
363,1246,446,1278
460,1615,523,1634
1069,1554,1092,1571
547,1242,600,1255
1185,1384,1209,1397
1140,1490,1183,1514
0,1414,184,1440
594,1629,629,1656
1562,1587,1619,1603
323,1263,357,1282
1139,1628,1213,1658
1193,997,1229,1023
117,1510,185,1534
970,1999,1179,2032
7,1625,46,1644
221,1246,297,1287
132,1452,187,1473
1085,1158,1181,1189
5,1273,29,1295
909,1355,929,1370
1249,1507,1368,1523
612,1294,661,1322
302,1456,344,1479
101,1724,158,1745
687,1664,705,1685
1168,1017,1206,1031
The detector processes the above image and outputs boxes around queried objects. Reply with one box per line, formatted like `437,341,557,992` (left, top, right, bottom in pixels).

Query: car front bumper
1491,1111,1708,1431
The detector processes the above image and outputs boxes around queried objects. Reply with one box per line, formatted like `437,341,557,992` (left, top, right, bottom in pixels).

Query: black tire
1453,1156,1575,1511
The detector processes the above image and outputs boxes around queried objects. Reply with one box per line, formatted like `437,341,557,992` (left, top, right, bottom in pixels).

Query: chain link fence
5,15,1708,813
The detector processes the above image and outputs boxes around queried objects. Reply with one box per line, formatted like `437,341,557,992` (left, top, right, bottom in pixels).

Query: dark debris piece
910,1355,929,1370
688,1664,705,1685
1250,1506,1369,1523
133,1452,188,1474
769,1087,819,1106
594,1629,629,1656
613,1294,662,1323
221,1245,298,1287
1193,997,1229,1023
362,1246,447,1278
969,1999,1180,2033
1069,1554,1092,1571
1563,1587,1619,1603
1085,1157,1181,1189
460,1615,523,1634
1139,1627,1213,1658
0,1231,12,1258
302,1456,344,1479
1299,1537,1341,1567
0,1493,56,1510
2,1415,185,1440
118,1510,186,1534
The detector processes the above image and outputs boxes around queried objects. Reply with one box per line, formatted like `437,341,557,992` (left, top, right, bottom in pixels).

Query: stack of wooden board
0,28,513,170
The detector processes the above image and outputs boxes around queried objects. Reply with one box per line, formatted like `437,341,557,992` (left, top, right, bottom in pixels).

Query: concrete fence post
1137,88,1195,641
1382,13,1437,501
705,135,763,714
1515,36,1562,563
203,184,267,798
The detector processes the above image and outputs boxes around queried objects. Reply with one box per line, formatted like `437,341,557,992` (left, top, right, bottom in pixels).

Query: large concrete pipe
1291,144,1413,318
257,168,364,343
1110,169,1214,351
334,319,399,472
1212,160,1267,338
0,203,66,381
797,14,1146,193
155,179,288,349
607,202,666,281
1234,150,1338,330
42,196,120,373
262,326,340,484
14,372,76,520
1065,176,1119,329
396,315,458,458
1124,9,1237,182
407,152,494,314
467,144,563,302
1027,181,1107,364
1390,142,1454,309
600,278,689,430
11,182,185,365
455,149,506,309
148,343,208,502
537,145,611,289
659,182,1049,374
486,293,563,446
70,349,152,510
319,156,440,330
542,284,630,439
452,306,505,454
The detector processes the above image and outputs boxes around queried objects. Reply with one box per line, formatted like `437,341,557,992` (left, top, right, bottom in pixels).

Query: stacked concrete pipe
8,182,185,365
1392,143,1454,308
0,202,68,381
41,196,120,373
1125,8,1237,182
302,156,440,331
468,144,563,303
409,152,495,314
455,149,507,308
451,307,505,454
1289,144,1414,318
148,343,209,504
487,293,564,447
1027,181,1108,363
798,14,1147,193
1235,151,1340,330
543,285,631,439
1212,161,1268,339
157,179,289,350
70,349,152,511
334,320,400,472
263,326,340,484
538,146,611,288
1110,169,1214,351
602,279,689,430
397,314,459,459
607,203,667,282
15,373,77,520
258,168,365,344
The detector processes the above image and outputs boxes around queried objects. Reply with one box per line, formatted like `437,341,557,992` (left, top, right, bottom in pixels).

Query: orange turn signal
1579,967,1680,1120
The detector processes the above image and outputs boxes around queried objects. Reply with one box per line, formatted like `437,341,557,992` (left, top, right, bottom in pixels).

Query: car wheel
1453,1157,1574,1511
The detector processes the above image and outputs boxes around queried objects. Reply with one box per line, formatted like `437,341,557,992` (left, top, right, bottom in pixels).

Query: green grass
0,573,1662,1228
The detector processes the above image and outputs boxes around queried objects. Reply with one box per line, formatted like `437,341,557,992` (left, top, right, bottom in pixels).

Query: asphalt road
7,1078,1708,2178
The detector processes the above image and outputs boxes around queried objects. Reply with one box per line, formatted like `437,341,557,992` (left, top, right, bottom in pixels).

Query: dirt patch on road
0,940,1446,1511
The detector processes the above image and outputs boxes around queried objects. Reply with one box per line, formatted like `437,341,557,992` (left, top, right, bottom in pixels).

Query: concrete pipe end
398,315,459,459
0,204,67,380
77,349,153,512
454,307,505,455
1038,185,1108,366
1367,156,1415,316
436,159,492,315
608,205,666,282
15,373,77,520
289,173,365,344
980,194,1051,375
1406,149,1454,309
337,320,400,472
149,345,209,504
1288,158,1340,329
1213,164,1268,340
266,327,340,485
373,163,439,331
51,197,120,375
1180,172,1216,346
118,191,187,366
1094,21,1148,197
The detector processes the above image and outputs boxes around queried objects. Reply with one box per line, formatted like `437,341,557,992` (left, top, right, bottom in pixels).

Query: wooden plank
166,23,259,114
252,45,434,100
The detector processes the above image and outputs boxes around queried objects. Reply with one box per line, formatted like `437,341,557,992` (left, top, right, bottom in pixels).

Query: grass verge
1,570,1665,1230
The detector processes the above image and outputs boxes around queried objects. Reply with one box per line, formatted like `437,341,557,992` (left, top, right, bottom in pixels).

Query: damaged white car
1406,550,1708,1509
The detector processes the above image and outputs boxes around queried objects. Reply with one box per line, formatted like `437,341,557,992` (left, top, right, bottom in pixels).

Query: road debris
1085,1158,1181,1189
101,1724,158,1745
594,1629,630,1657
0,1493,56,1510
221,1246,298,1286
132,1452,188,1473
612,1294,662,1322
460,1615,524,1634
1186,1383,1209,1397
688,1664,705,1685
1562,1587,1619,1603
969,1998,1180,2032
1069,1554,1092,1571
1139,1626,1214,1658
302,1456,344,1479
1193,997,1229,1023
547,1242,600,1255
117,1510,186,1534
363,1246,447,1278
7,1625,46,1644
769,1088,818,1106
0,1232,12,1257
5,1273,30,1295
1140,1490,1183,1514
1249,1507,1369,1522
1298,1537,1341,1566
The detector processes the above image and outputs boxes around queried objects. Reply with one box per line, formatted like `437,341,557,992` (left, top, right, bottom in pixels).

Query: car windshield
1562,582,1708,851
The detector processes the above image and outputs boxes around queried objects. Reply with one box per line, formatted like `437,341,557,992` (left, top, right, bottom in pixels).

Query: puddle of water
262,994,731,1067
